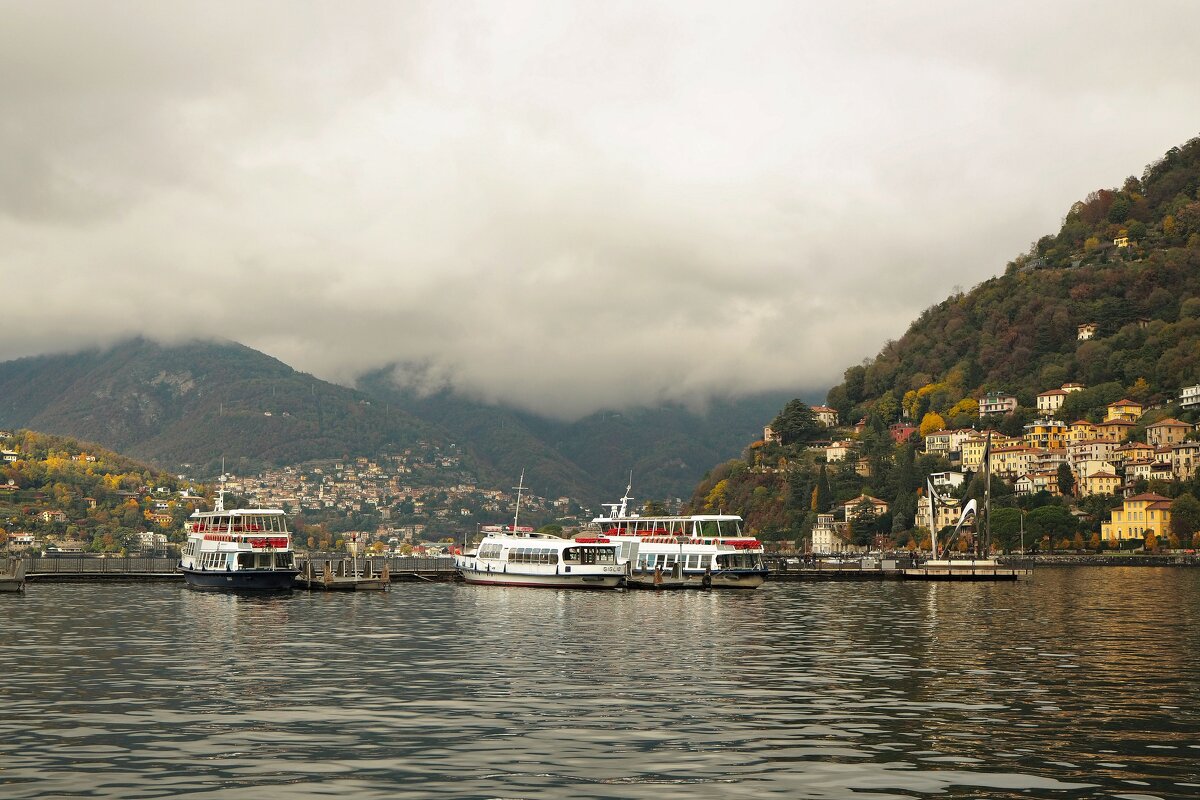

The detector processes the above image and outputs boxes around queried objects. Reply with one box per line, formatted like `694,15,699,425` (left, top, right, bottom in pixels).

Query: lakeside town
765,371,1200,555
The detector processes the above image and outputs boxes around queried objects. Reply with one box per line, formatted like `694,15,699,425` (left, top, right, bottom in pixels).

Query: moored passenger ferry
591,486,768,589
179,490,299,591
456,527,624,589
455,471,624,589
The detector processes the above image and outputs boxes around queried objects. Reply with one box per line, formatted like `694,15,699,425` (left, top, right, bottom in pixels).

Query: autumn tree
919,412,946,438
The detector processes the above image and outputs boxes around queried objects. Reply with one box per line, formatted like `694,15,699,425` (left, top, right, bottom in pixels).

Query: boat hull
180,567,298,592
628,569,767,590
460,568,622,590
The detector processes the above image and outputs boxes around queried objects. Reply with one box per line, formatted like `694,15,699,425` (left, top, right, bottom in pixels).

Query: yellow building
1105,399,1143,422
1067,420,1098,445
1096,419,1136,442
1079,469,1121,497
1023,418,1068,450
1101,493,1173,544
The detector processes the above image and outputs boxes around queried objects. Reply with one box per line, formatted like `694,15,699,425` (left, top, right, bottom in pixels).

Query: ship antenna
215,461,227,514
512,469,526,535
619,472,634,518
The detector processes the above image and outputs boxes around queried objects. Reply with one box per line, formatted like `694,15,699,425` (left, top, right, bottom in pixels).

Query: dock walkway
22,555,458,582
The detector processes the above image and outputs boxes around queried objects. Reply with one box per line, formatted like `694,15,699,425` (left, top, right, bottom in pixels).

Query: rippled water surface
2,567,1199,799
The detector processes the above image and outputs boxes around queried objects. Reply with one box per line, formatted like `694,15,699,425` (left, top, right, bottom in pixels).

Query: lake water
2,568,1198,799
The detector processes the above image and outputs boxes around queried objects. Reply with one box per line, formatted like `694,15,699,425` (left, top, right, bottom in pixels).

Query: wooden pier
20,555,459,583
295,557,390,591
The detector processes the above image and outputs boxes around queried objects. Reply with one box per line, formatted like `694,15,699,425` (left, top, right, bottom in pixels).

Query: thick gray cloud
2,2,1198,417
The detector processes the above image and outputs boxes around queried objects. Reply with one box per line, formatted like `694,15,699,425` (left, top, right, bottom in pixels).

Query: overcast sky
3,2,1198,418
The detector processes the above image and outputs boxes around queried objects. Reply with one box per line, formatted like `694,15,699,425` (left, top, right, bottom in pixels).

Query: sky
3,1,1199,418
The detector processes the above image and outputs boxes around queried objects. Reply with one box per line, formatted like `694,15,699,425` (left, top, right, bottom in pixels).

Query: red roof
1109,399,1141,407
1126,492,1172,502
1147,418,1190,428
1038,389,1067,397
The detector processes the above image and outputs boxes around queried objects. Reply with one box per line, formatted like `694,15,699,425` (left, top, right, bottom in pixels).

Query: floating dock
296,558,389,591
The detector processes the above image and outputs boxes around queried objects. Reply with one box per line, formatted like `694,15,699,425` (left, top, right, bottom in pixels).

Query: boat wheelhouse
456,472,624,589
179,486,298,591
591,486,768,589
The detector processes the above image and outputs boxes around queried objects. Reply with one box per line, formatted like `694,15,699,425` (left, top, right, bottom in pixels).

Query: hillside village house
924,428,976,459
39,509,67,524
810,513,851,554
1015,471,1060,496
1171,441,1200,481
1095,418,1137,442
959,432,1017,471
1113,441,1155,466
1181,383,1200,410
1146,418,1192,447
841,494,889,520
1023,418,1068,450
762,425,781,444
1080,469,1121,497
889,422,918,443
825,440,854,462
989,445,1038,479
979,392,1018,416
1105,398,1143,422
1069,439,1118,472
811,405,839,427
1036,389,1068,415
1077,322,1098,340
1067,420,1098,444
1,450,18,462
1102,493,1172,544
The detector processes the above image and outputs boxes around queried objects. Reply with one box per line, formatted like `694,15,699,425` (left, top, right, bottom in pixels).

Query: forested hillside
0,429,202,552
825,135,1200,427
689,136,1200,551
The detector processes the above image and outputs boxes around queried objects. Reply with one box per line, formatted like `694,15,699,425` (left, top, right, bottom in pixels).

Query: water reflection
0,570,1197,798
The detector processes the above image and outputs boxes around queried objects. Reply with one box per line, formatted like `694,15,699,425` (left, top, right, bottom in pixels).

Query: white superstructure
590,485,768,589
456,472,624,589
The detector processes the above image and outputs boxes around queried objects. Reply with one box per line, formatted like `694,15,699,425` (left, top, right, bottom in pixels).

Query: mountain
355,370,795,504
0,338,797,504
0,338,438,477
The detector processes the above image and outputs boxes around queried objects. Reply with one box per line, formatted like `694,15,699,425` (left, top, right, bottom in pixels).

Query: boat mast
511,469,527,534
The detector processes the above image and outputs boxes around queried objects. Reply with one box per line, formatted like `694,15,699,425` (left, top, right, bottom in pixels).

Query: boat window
686,554,699,569
238,552,253,568
654,554,666,567
699,555,712,568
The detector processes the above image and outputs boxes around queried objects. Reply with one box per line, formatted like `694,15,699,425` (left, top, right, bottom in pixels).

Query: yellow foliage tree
919,412,946,438
705,479,729,512
947,398,978,417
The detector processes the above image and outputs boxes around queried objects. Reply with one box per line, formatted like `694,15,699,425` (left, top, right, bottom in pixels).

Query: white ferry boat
591,485,768,589
456,473,624,589
178,482,298,591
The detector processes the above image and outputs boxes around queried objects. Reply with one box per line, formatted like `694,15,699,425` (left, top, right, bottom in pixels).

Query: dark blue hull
180,567,298,592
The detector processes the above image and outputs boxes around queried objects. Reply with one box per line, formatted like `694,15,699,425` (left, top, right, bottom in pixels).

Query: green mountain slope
0,429,204,552
825,135,1200,426
0,338,437,475
354,370,796,504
